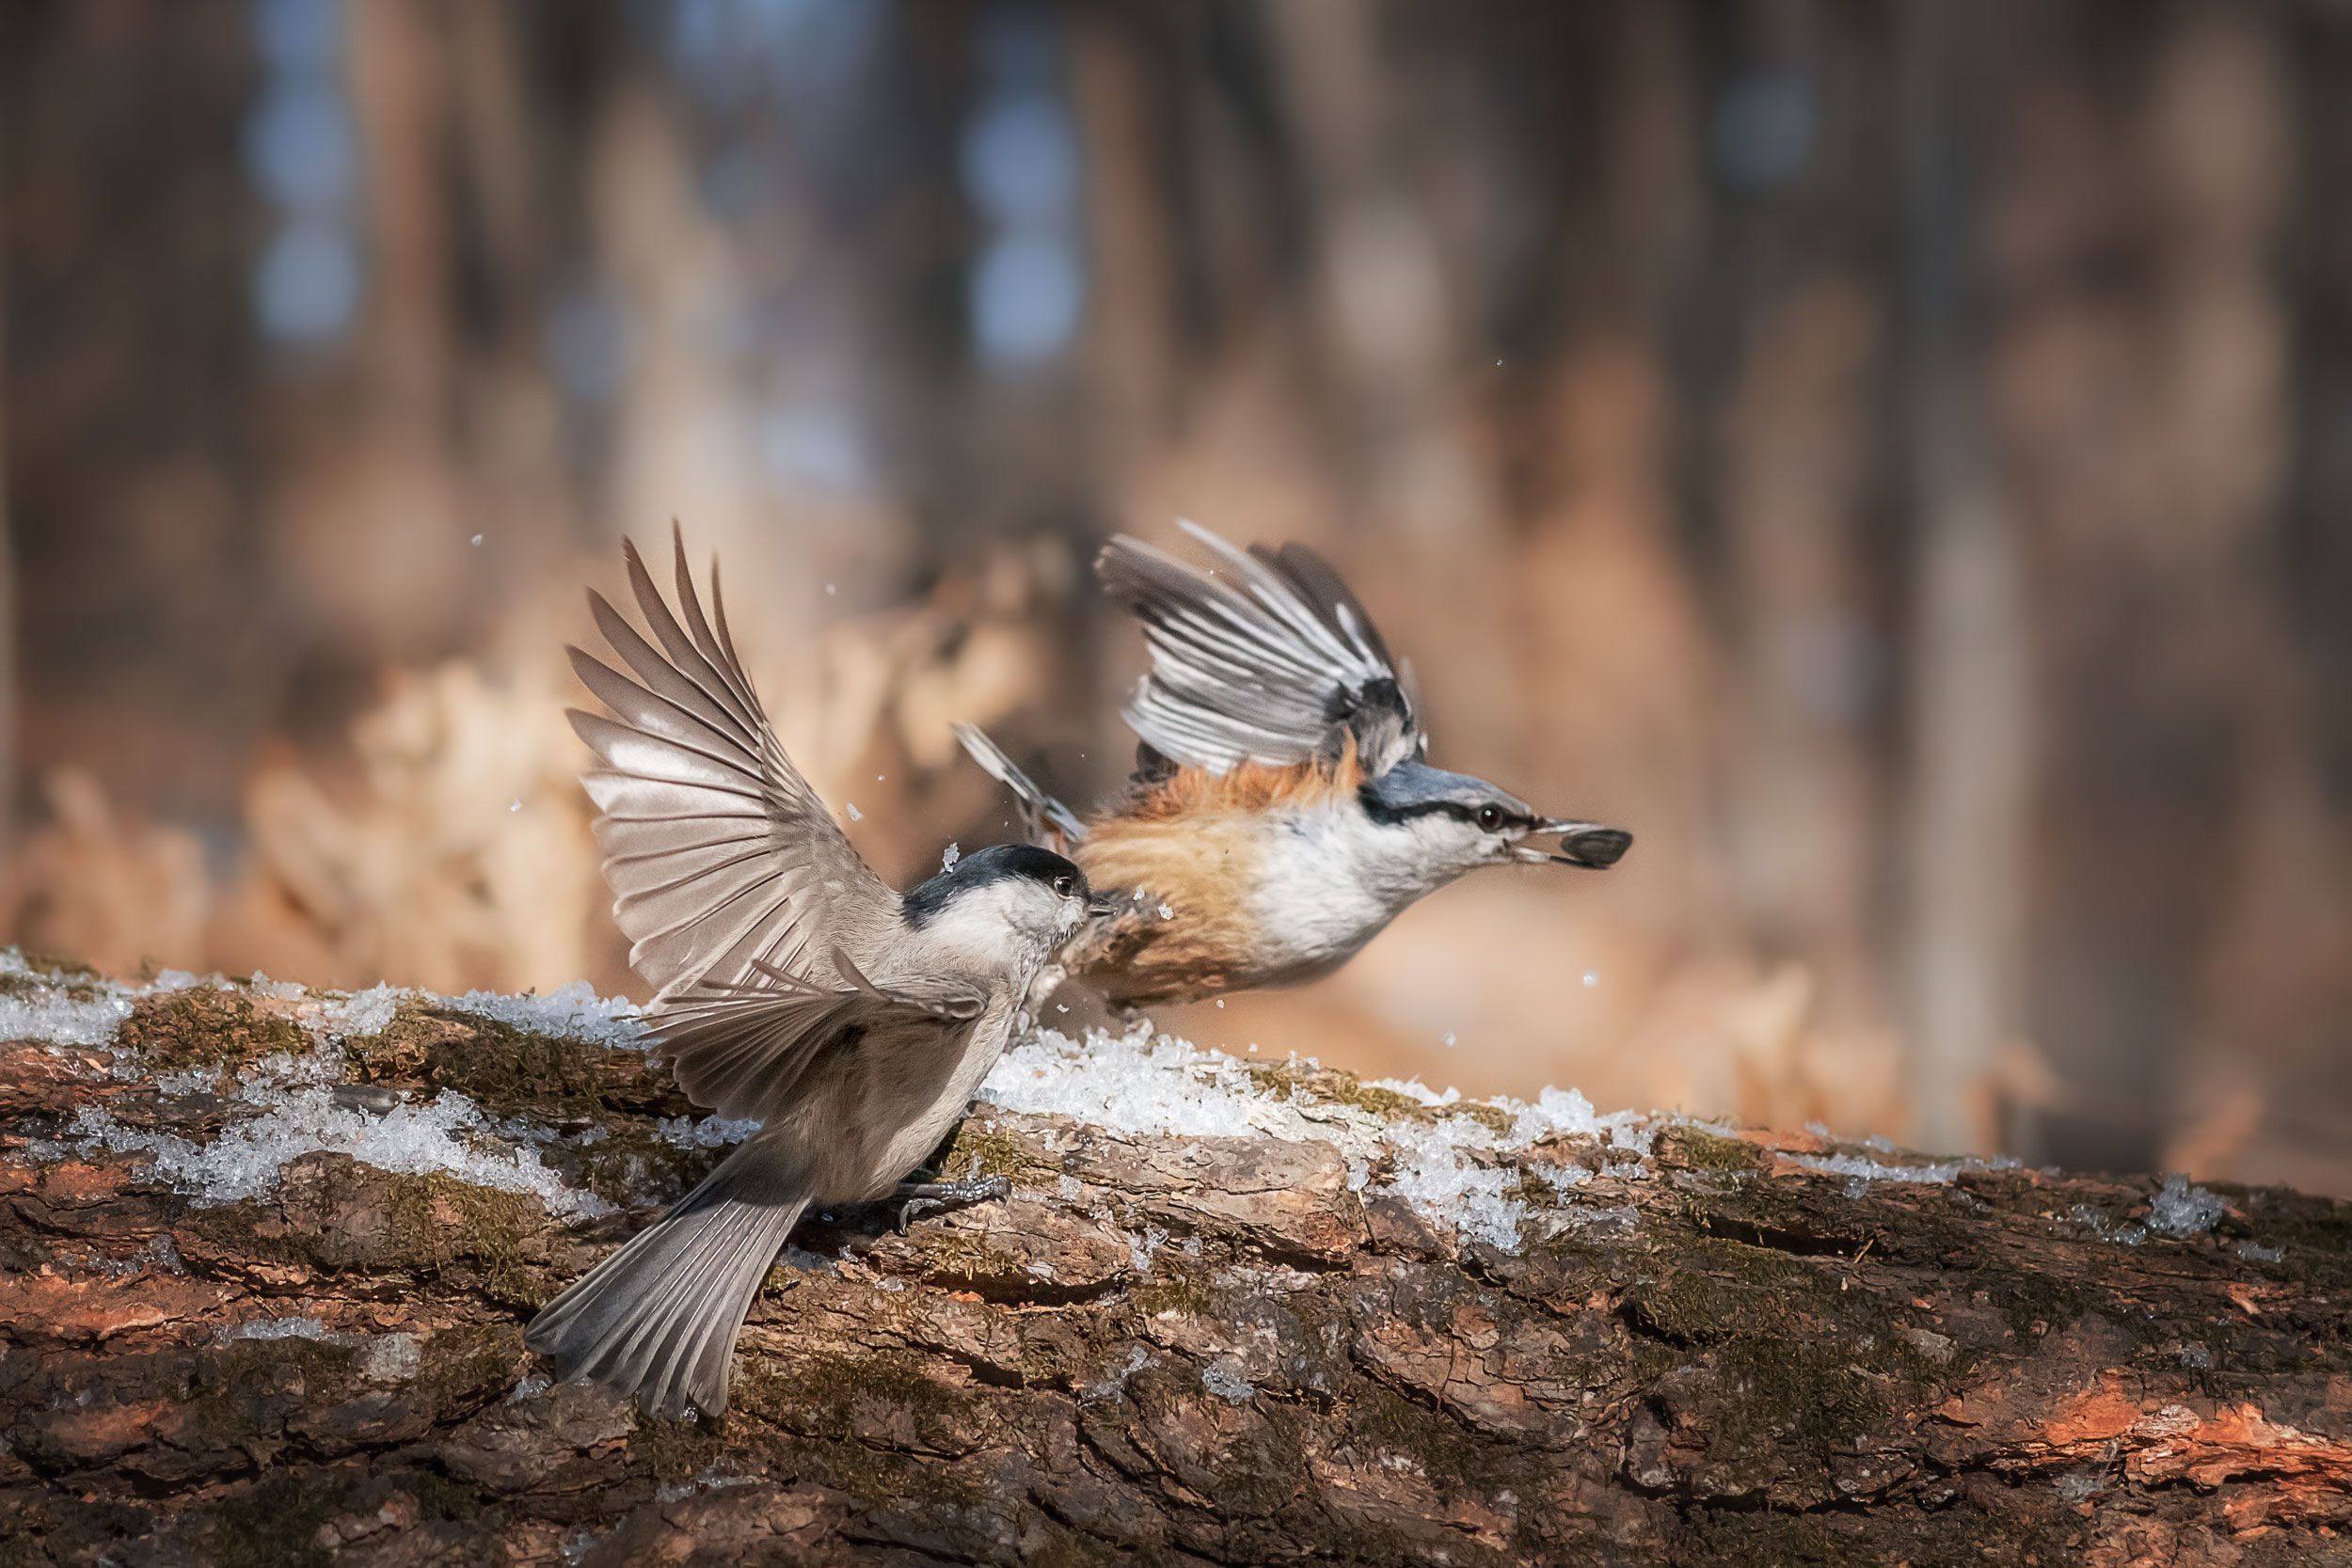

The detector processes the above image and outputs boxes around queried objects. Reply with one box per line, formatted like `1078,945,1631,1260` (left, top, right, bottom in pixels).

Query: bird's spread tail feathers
952,722,1086,849
525,1139,806,1418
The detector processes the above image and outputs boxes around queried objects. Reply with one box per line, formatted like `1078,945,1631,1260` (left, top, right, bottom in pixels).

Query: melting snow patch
982,1028,1268,1139
361,1333,422,1381
217,1315,333,1344
657,1113,760,1149
1083,1346,1151,1402
2237,1240,2284,1264
246,974,310,1002
69,1074,613,1219
1381,1119,1526,1251
2148,1175,2227,1239
1788,1152,1966,1186
0,953,137,1047
320,984,404,1040
1509,1085,1656,1157
436,981,644,1048
983,1024,1662,1257
1200,1359,1256,1404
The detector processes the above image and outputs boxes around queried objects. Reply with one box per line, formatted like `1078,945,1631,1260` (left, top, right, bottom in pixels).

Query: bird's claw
892,1174,1011,1234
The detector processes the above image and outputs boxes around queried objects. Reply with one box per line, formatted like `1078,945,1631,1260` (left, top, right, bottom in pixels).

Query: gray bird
525,531,1098,1419
955,520,1631,1008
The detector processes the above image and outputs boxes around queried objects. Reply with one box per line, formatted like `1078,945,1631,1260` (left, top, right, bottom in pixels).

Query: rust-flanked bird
955,521,1630,1010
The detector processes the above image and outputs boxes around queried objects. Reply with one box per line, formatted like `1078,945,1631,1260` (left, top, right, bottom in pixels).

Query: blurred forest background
4,0,2350,1194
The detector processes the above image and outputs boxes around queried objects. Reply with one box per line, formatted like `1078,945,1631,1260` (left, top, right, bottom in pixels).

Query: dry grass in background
1,536,2088,1180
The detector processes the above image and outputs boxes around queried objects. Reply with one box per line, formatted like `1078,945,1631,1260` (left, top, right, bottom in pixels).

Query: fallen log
0,954,2346,1566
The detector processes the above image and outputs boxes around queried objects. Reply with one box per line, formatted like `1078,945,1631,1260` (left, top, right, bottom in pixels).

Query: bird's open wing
569,528,896,1005
1096,519,1424,776
647,955,984,1123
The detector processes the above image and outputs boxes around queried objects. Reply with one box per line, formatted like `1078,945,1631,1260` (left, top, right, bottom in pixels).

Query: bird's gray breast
792,992,1023,1202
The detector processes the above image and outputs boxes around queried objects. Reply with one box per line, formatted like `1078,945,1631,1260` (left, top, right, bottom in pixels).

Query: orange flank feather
1119,742,1367,823
1068,747,1362,1006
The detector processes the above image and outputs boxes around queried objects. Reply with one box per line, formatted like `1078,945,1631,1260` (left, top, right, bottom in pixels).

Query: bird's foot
893,1174,1011,1234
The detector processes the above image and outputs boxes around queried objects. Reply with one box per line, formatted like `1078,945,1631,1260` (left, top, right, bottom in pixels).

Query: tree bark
2,965,2348,1566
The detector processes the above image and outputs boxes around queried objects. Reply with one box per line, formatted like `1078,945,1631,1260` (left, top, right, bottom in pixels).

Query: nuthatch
956,521,1631,1009
527,531,1099,1418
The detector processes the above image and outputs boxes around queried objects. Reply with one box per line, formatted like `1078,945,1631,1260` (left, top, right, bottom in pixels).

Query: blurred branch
1896,0,2029,1157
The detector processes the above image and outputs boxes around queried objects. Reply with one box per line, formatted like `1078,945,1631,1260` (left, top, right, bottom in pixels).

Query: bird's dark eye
1476,805,1506,832
1052,874,1074,896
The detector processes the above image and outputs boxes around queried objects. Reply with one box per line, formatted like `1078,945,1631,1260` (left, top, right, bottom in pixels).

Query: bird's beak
1518,819,1633,869
1087,894,1125,918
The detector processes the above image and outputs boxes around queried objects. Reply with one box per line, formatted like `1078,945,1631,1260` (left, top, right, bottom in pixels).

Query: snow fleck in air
824,582,837,596
1215,999,1225,1009
1200,1359,1256,1404
437,981,644,1048
1581,972,1600,988
2238,1240,2284,1264
1441,1032,1456,1048
508,799,522,814
657,1113,759,1149
217,1315,333,1344
846,801,863,821
2149,1174,2228,1239
469,533,485,546
1156,904,1174,922
942,842,961,872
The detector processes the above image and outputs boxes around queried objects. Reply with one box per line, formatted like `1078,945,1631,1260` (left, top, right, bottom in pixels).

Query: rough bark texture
3,965,2350,1567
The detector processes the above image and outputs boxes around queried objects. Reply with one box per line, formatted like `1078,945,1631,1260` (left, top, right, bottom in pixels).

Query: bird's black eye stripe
1359,786,1532,833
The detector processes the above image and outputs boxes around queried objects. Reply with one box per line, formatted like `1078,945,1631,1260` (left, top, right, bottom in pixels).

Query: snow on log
2,952,2348,1566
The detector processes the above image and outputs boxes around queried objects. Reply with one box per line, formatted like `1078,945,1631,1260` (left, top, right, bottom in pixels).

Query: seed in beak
1555,826,1632,869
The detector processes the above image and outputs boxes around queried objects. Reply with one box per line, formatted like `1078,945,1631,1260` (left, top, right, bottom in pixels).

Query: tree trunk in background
0,125,15,869
6,969,2351,1565
1997,3,2287,1175
1898,0,2029,1158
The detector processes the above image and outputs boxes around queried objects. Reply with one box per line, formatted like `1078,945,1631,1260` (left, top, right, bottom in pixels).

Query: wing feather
652,959,984,1122
1097,519,1423,775
572,526,896,1003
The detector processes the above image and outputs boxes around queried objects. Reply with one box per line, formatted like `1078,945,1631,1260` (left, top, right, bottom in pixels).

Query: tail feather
525,1140,805,1418
951,722,1087,848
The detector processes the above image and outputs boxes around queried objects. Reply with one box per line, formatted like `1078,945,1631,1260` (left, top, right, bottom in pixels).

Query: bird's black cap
902,843,1087,926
